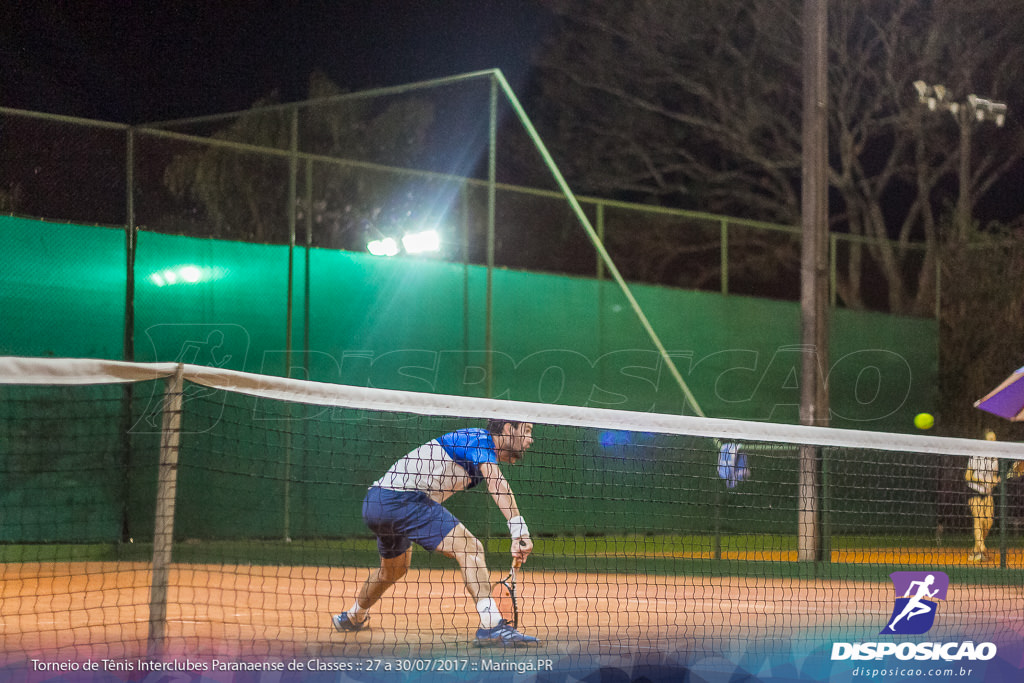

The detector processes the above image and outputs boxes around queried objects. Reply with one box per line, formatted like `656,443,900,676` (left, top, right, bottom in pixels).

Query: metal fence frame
1,71,943,411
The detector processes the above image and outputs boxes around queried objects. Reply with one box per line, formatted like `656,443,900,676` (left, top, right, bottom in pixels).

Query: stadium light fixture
967,94,1007,127
148,265,223,287
914,80,946,111
366,230,441,257
913,80,1007,128
401,229,441,254
179,265,203,283
366,237,400,257
913,80,1008,241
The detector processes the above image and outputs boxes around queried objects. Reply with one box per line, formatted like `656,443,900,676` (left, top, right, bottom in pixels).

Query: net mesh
1,358,1022,672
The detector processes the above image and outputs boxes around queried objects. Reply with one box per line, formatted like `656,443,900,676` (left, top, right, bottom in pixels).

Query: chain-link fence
1,72,938,314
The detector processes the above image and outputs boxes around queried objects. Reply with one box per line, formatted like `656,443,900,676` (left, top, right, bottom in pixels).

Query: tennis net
1,356,1022,672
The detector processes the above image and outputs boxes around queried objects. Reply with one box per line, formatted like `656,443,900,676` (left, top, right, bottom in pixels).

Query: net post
798,445,821,562
147,363,184,658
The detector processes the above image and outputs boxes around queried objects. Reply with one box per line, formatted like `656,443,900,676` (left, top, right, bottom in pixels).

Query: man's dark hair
486,419,521,435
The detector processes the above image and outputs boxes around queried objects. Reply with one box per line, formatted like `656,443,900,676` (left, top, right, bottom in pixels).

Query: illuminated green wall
0,215,941,543
1,215,938,430
1,217,126,358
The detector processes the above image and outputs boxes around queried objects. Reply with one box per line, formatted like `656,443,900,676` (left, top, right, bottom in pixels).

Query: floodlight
179,265,203,283
401,229,441,254
993,103,1007,127
149,265,215,286
915,80,1008,127
367,237,400,257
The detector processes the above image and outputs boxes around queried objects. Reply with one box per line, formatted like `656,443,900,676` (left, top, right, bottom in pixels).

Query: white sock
476,598,502,629
348,601,368,624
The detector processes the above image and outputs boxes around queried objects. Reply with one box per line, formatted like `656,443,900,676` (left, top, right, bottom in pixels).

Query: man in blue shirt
332,419,538,646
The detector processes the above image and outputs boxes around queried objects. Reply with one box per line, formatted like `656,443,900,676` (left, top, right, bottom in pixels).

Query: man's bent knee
457,536,486,564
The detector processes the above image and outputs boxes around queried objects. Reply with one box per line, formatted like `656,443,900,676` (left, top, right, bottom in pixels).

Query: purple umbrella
975,365,1024,421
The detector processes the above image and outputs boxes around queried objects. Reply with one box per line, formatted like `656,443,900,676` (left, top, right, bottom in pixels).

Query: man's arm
481,461,533,563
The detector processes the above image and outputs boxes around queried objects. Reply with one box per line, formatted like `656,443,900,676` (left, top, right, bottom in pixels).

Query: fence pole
119,128,138,545
282,109,299,543
124,127,136,363
485,76,497,399
999,460,1008,568
720,218,729,295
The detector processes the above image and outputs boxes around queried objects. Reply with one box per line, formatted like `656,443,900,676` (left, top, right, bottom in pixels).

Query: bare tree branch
533,0,1024,315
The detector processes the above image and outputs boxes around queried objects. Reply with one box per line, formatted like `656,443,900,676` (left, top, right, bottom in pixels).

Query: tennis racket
494,540,527,628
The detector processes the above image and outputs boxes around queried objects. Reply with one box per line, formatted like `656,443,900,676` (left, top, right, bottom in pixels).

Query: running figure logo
883,571,949,635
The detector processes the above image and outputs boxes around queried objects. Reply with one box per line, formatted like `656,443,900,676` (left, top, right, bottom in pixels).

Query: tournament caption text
31,657,556,675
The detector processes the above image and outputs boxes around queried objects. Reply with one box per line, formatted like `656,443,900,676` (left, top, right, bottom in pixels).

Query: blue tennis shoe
332,612,369,632
474,619,539,646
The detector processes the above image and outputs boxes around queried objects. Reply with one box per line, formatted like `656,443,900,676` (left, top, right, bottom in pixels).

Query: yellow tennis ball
914,413,934,430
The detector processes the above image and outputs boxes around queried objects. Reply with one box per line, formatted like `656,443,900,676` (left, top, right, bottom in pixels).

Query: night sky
5,3,1021,227
1,1,551,124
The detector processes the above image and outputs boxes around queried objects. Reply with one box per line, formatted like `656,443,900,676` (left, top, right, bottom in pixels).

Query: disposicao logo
883,571,948,635
831,570,997,663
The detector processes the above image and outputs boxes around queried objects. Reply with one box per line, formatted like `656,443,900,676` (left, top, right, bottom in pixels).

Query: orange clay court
1,549,1021,664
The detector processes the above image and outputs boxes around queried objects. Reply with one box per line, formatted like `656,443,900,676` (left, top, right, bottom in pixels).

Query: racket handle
512,538,527,569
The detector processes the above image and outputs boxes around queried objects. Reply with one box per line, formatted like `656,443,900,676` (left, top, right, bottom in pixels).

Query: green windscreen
1,215,939,432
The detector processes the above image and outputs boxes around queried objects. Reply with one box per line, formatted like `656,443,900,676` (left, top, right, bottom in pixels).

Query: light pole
799,0,829,563
913,81,1008,242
